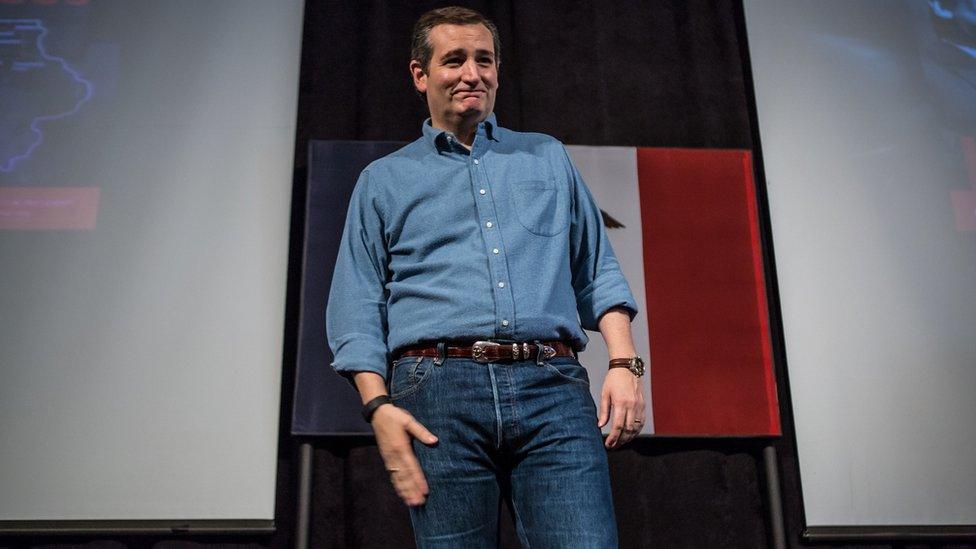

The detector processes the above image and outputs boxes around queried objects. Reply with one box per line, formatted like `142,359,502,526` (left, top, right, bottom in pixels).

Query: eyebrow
438,48,496,61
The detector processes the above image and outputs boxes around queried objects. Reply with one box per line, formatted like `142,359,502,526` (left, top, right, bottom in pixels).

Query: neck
430,112,485,148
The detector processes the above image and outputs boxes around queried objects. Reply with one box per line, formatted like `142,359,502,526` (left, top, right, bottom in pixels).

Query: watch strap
608,356,644,377
362,395,393,423
608,358,635,369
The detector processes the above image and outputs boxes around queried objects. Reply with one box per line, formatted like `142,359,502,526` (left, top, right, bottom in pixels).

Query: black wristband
362,395,393,423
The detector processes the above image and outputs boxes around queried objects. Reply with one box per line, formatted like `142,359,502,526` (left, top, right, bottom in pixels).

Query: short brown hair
410,6,501,72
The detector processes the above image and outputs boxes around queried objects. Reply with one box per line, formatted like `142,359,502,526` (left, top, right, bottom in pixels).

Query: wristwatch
608,356,645,378
361,395,393,422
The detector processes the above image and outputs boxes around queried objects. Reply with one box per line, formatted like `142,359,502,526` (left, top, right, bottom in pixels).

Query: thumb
406,418,439,445
598,391,610,428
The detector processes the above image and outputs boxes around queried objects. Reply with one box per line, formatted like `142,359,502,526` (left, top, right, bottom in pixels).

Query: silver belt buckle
540,344,557,360
471,341,500,363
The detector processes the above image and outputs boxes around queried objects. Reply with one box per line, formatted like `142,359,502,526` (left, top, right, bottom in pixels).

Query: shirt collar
421,112,500,153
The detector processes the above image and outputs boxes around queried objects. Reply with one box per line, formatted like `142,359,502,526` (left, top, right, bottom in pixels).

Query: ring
634,419,643,424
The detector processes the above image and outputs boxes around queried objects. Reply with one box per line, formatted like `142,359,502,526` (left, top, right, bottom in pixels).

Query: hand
371,403,439,506
598,368,645,449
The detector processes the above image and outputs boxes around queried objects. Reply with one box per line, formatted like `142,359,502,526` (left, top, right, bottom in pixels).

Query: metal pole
763,444,787,549
295,442,313,549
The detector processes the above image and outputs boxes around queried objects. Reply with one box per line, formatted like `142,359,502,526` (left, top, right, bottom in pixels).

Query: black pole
763,444,786,549
295,441,313,549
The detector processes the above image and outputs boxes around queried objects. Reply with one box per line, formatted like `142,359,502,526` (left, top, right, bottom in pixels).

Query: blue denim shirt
326,114,638,382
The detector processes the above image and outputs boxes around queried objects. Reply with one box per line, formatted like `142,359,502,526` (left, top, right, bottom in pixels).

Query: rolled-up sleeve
563,146,639,331
326,169,391,385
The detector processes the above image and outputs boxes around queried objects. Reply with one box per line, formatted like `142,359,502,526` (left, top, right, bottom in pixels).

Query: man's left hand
598,367,645,449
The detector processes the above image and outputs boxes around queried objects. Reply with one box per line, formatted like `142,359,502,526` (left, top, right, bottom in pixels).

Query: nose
460,58,480,83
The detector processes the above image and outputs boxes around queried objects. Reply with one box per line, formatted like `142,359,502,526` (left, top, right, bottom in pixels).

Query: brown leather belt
398,340,575,363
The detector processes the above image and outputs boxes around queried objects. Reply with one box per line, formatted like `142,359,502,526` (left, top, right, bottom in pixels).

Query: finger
402,450,430,505
598,390,610,428
602,396,615,447
622,406,635,441
635,399,647,435
633,409,646,435
405,417,438,445
390,471,423,507
625,384,645,440
606,405,626,449
621,406,638,445
390,449,429,507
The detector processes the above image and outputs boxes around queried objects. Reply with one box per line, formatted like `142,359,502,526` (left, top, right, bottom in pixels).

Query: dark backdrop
294,0,752,158
295,3,766,547
3,1,974,548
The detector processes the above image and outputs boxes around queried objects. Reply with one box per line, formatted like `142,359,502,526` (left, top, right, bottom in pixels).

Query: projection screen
745,0,976,532
0,0,303,529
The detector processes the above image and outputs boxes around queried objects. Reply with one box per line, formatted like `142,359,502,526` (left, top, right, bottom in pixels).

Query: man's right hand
354,370,438,506
371,402,438,507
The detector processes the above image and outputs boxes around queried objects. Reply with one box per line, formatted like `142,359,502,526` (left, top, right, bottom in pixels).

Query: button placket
470,153,515,337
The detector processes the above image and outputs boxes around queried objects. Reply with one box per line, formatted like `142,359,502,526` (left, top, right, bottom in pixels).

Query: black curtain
294,0,752,161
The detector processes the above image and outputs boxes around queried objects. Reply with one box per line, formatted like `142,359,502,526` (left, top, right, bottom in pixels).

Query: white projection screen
0,1,303,530
745,0,976,534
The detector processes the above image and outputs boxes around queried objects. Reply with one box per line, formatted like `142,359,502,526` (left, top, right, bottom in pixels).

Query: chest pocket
510,179,569,236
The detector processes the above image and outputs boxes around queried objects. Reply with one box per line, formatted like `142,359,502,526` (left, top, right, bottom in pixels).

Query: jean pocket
510,179,569,236
542,357,590,386
390,356,434,399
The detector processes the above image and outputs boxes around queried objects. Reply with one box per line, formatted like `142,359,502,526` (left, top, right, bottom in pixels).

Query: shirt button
492,248,499,254
473,159,479,165
485,221,493,228
498,281,505,288
479,189,486,195
501,319,509,327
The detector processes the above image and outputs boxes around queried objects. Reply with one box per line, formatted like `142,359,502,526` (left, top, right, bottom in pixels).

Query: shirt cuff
576,276,639,331
329,334,390,387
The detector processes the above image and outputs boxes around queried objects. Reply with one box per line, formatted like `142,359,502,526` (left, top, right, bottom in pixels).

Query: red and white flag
569,146,780,437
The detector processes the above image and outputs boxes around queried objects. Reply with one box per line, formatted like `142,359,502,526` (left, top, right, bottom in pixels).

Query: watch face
631,357,645,377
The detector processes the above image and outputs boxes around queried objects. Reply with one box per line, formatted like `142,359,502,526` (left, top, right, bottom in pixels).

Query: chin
455,106,487,119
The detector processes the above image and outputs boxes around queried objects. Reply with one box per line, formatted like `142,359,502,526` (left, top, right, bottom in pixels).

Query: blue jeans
389,353,619,548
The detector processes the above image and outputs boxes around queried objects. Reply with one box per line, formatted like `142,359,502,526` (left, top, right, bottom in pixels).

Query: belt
398,340,575,363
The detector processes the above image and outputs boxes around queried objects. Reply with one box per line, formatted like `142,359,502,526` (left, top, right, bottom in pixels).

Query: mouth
453,90,486,97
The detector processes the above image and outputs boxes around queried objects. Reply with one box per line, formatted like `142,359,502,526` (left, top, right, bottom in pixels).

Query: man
327,6,646,547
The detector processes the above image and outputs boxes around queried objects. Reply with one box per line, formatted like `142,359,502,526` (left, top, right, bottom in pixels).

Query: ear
409,60,427,94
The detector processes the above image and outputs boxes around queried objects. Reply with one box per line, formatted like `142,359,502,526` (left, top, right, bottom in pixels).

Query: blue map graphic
0,18,92,173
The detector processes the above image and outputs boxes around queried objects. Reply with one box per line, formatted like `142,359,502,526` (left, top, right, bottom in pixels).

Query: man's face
411,23,498,127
